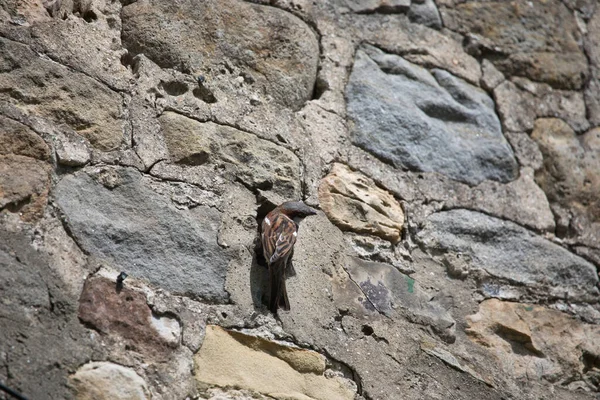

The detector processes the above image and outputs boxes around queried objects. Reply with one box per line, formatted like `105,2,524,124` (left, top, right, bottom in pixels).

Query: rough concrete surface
1,0,599,399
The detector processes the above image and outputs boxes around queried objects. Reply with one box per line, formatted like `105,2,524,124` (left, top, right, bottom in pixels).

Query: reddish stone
78,276,175,353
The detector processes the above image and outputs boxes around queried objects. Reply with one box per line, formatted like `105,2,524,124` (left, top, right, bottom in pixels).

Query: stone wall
1,0,599,399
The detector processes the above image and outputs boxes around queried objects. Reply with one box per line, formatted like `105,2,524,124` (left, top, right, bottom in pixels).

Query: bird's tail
268,261,290,313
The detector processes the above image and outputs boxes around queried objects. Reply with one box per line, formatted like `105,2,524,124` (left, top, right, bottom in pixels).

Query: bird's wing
262,213,297,265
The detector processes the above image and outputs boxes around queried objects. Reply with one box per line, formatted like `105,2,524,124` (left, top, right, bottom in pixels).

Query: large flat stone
416,209,599,301
346,45,518,185
54,167,230,301
122,0,318,110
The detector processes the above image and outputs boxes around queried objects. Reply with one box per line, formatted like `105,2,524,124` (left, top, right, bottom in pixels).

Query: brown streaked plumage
261,201,317,313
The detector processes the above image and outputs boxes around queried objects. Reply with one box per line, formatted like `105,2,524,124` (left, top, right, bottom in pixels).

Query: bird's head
277,201,318,219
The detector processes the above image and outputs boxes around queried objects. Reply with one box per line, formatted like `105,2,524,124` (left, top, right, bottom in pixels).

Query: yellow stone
194,325,355,400
318,163,404,243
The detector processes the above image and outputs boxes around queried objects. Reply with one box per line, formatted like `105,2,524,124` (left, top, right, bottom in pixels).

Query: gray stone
0,226,94,400
520,79,589,133
494,80,537,132
504,131,543,171
54,166,230,301
32,213,91,300
309,24,355,117
562,0,597,19
297,101,350,205
128,53,310,154
585,7,600,68
420,341,491,386
90,148,145,171
408,0,442,29
276,213,349,343
345,257,456,342
343,232,413,273
346,45,518,185
480,59,505,91
121,0,318,110
447,167,555,233
585,77,600,127
54,129,91,167
416,209,599,301
150,161,228,193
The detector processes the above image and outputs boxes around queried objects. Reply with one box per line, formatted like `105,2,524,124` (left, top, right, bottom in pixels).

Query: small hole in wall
176,152,210,166
254,200,278,268
276,134,287,143
221,312,228,319
192,86,217,104
120,52,135,69
583,350,600,373
312,76,329,100
82,10,98,22
255,180,274,191
161,80,189,96
362,325,374,336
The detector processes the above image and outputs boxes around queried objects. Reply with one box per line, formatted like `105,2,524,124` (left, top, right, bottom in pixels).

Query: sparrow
261,201,317,313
